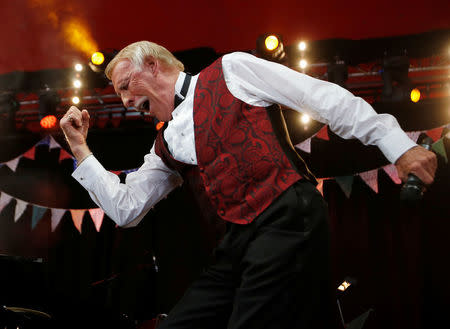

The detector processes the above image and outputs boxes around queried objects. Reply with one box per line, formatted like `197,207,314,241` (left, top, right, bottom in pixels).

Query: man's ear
143,56,158,75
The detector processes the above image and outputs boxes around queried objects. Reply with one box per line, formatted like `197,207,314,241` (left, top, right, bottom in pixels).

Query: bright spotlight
72,96,80,104
73,79,82,88
410,88,420,103
91,51,105,66
298,41,307,51
299,59,308,69
300,114,311,124
74,63,83,72
265,35,279,51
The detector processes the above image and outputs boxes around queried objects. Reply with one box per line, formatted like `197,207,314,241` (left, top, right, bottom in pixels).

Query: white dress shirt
73,52,416,227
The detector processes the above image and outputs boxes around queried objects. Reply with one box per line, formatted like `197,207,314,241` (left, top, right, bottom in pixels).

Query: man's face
111,59,174,122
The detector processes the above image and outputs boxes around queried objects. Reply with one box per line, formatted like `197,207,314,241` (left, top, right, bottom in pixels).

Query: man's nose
122,95,134,108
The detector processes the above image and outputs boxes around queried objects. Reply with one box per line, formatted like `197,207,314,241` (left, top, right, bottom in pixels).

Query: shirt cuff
72,155,107,190
376,128,417,164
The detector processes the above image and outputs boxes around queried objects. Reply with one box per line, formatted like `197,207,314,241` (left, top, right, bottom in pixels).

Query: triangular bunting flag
70,209,85,233
110,170,122,175
296,138,311,153
335,176,354,198
37,135,50,147
316,179,324,196
22,147,36,160
382,164,402,184
49,135,61,149
316,125,329,140
51,208,66,232
0,193,13,213
432,138,448,163
14,199,28,222
426,127,444,142
89,208,105,232
406,131,421,143
359,169,379,193
6,157,20,172
59,149,74,162
31,205,47,229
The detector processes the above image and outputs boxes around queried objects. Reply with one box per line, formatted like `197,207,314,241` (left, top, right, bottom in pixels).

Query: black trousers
158,180,333,329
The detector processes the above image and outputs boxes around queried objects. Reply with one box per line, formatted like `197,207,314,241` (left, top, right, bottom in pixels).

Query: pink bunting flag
51,208,66,232
382,164,401,185
70,209,85,233
316,179,324,196
0,193,13,213
22,147,36,160
6,158,20,172
49,135,61,149
14,199,28,222
296,138,311,153
425,127,444,142
359,169,379,193
316,125,329,140
406,131,421,143
59,149,74,162
89,208,105,232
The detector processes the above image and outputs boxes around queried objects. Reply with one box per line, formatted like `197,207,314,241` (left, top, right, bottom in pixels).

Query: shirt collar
174,71,187,101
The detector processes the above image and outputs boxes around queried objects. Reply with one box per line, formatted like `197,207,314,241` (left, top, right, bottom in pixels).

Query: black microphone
399,136,433,202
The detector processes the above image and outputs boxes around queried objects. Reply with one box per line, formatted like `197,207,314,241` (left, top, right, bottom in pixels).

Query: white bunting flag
6,157,20,172
296,138,311,153
51,208,66,232
14,199,28,222
0,192,13,213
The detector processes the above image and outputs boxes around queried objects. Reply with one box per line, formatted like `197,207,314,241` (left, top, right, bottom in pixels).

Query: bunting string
0,124,448,232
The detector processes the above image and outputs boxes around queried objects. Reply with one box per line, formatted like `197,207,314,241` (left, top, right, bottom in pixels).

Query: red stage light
40,115,57,129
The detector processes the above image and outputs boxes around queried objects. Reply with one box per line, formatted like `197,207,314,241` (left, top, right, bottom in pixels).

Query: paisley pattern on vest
193,58,302,224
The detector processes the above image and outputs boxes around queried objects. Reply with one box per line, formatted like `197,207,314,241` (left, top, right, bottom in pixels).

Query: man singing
60,41,436,329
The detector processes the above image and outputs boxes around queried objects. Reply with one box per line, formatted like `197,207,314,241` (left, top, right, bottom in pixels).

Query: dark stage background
0,114,448,329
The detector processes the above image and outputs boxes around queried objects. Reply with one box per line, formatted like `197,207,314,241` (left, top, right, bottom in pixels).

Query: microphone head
400,184,423,202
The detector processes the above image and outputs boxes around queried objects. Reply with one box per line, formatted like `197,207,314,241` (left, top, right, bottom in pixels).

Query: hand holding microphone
396,136,437,202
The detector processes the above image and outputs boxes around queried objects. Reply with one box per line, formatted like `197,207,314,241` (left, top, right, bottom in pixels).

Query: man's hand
60,106,91,162
395,145,437,185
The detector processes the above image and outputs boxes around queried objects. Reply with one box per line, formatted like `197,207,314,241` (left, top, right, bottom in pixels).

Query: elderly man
60,41,436,329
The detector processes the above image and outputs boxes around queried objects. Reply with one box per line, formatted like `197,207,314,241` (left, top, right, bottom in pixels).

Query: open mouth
139,100,150,112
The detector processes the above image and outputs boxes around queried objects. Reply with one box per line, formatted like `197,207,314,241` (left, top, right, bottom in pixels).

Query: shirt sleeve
221,52,417,164
72,146,183,227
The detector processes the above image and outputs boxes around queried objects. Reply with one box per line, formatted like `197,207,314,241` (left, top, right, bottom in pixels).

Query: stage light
299,59,308,69
88,50,118,74
300,113,310,124
156,121,165,131
91,51,105,66
298,41,307,51
265,35,279,51
410,88,420,102
256,33,286,63
73,79,82,88
74,63,83,72
0,94,20,133
338,280,351,292
381,51,413,102
327,56,348,88
72,96,80,104
39,90,60,129
40,115,57,129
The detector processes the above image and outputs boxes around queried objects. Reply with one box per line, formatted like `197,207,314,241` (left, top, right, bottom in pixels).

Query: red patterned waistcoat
155,57,316,224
